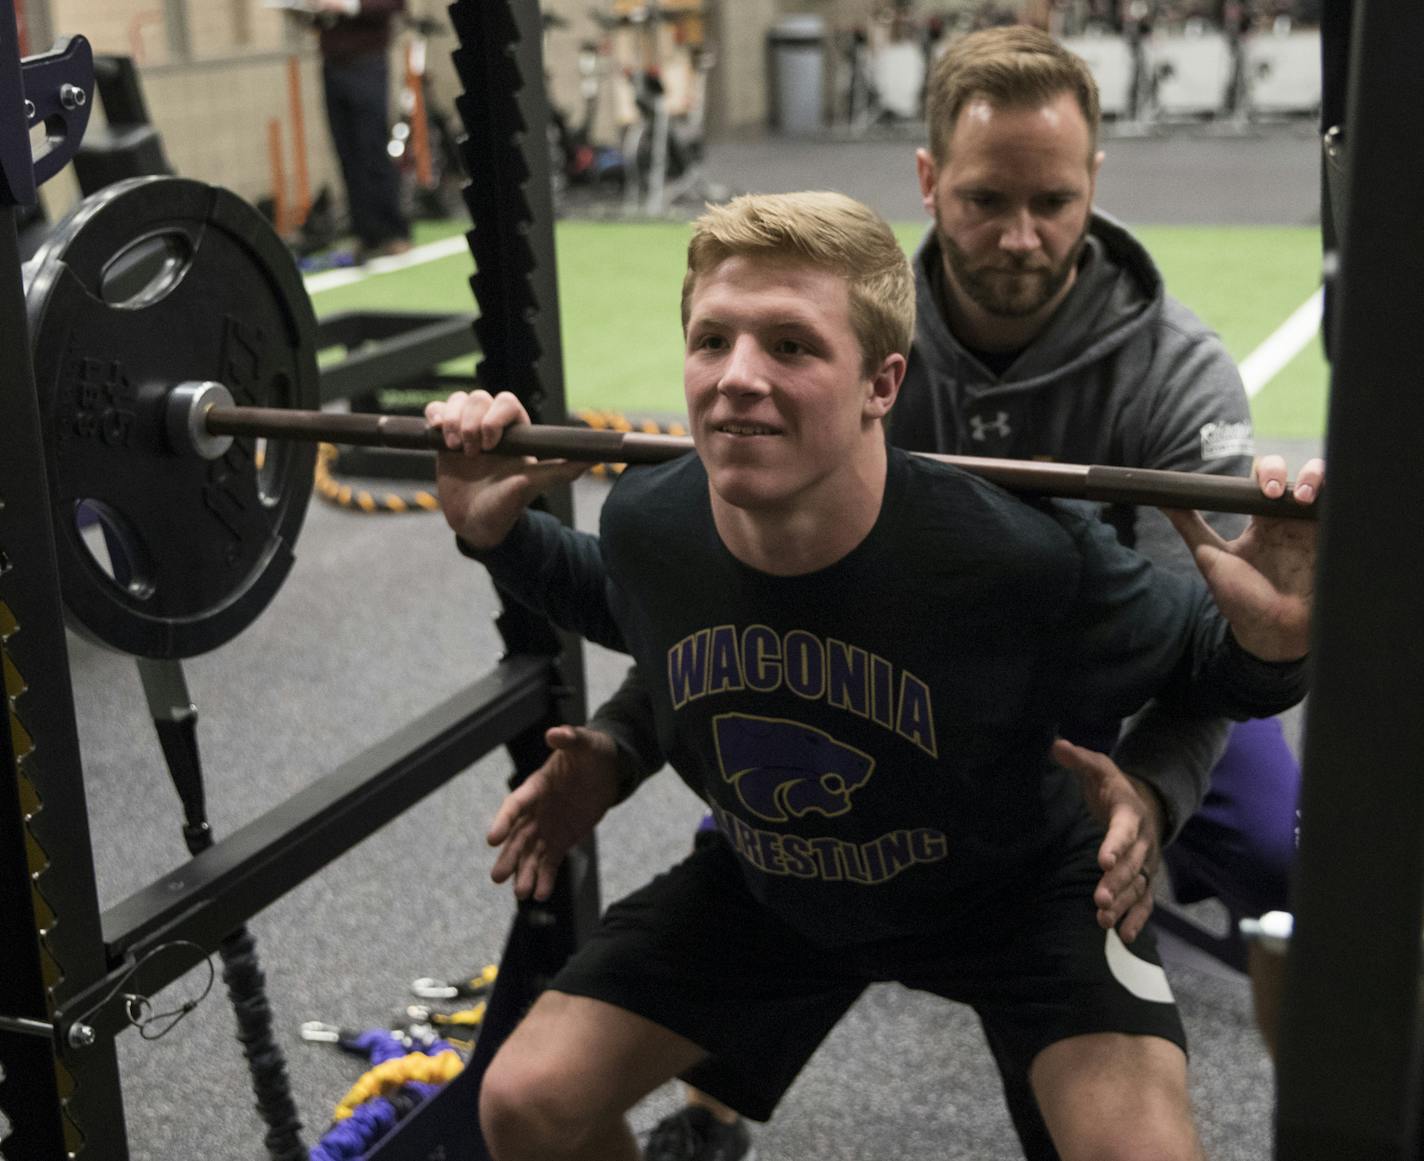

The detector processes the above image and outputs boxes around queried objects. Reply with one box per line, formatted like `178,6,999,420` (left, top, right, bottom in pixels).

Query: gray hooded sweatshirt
891,212,1258,837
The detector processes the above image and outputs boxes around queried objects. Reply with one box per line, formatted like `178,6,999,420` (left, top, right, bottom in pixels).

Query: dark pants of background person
321,50,408,252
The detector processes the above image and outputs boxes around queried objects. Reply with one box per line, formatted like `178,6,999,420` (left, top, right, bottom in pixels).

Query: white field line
303,234,471,296
1239,287,1324,398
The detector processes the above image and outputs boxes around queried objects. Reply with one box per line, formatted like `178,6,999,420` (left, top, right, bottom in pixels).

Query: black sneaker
643,1106,756,1161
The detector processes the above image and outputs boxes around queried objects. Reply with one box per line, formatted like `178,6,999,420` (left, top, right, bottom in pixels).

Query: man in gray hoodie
896,22,1298,944
869,26,1303,1155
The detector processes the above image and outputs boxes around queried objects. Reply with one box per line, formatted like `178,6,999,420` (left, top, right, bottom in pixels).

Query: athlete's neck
709,443,888,576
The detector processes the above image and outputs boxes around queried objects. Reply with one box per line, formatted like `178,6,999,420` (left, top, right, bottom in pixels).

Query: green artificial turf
1247,340,1331,440
308,219,1328,438
551,221,693,414
1137,225,1328,440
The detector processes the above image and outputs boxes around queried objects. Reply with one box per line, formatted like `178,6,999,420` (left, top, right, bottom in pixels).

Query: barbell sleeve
200,406,1318,520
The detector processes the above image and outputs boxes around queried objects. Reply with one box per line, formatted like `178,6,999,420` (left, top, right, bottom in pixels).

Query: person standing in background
315,0,412,260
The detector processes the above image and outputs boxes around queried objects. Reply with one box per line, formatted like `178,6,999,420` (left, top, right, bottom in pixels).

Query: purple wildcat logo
713,713,875,823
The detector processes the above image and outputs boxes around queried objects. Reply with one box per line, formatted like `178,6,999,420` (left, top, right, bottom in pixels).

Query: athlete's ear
915,148,938,217
865,353,906,420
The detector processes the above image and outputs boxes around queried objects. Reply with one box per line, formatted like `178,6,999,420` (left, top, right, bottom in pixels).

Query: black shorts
552,833,1185,1122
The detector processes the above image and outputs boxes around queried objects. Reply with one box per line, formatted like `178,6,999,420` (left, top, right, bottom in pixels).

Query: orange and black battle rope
313,443,443,514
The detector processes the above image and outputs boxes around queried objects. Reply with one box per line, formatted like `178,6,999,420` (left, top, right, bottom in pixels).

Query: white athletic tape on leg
1104,929,1175,1004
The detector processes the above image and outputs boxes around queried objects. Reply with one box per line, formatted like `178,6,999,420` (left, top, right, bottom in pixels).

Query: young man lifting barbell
427,190,1320,1161
443,26,1316,1160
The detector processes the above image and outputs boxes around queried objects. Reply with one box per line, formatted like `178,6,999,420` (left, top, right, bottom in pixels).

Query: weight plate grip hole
74,499,155,600
98,230,194,309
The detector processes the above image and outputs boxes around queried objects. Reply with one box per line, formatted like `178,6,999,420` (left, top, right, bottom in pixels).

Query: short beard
936,213,1087,320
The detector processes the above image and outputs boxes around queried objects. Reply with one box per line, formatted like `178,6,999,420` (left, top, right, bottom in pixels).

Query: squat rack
0,1,595,1158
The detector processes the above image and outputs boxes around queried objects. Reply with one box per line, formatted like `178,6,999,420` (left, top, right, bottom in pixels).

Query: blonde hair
925,26,1100,166
682,191,914,376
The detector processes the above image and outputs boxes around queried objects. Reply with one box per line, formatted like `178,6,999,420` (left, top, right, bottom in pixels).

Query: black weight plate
26,176,319,659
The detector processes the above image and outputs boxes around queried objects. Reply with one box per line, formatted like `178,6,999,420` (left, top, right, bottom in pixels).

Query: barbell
180,385,1316,519
24,175,1316,663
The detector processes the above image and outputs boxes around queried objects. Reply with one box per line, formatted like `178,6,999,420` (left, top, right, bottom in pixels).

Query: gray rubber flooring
56,123,1324,1159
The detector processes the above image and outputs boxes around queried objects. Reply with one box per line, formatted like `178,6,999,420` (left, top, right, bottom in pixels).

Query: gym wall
34,0,899,226
39,0,359,220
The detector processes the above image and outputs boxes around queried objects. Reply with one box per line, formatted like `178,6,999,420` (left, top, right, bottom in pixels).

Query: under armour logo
969,411,1012,442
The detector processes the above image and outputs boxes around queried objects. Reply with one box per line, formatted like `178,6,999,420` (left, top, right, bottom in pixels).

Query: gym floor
69,123,1323,1159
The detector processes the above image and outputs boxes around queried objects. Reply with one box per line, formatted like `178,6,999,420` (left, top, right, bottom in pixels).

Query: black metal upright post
1275,1,1424,1158
365,2,597,1156
1,4,129,1157
448,0,598,1036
